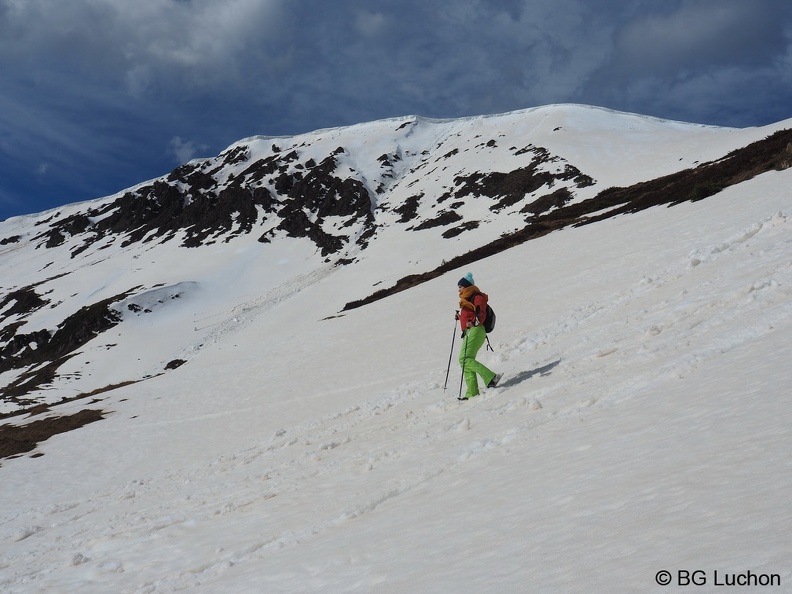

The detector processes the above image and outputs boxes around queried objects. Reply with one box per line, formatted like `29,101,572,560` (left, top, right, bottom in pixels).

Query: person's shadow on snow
500,359,561,389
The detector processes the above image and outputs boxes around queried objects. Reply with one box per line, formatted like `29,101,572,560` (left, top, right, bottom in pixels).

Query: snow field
2,106,792,592
1,168,791,592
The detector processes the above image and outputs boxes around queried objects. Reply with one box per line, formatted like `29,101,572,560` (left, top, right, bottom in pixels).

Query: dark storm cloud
1,0,790,220
613,0,787,73
585,0,792,125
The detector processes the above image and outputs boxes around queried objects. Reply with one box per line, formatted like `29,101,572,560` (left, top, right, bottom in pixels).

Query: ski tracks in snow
2,210,790,592
186,263,339,355
0,371,551,592
497,209,792,413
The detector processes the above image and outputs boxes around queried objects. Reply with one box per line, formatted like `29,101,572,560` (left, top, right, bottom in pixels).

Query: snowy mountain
1,105,791,593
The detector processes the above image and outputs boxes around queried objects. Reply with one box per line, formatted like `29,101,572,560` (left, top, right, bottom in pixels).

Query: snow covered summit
1,105,789,409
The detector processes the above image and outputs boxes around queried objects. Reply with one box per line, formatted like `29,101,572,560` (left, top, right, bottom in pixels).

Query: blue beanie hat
457,272,475,288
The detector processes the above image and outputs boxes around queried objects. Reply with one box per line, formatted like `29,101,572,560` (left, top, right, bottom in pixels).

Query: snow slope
1,106,791,592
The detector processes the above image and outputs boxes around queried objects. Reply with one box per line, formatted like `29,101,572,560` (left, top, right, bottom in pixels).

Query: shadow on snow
500,359,561,389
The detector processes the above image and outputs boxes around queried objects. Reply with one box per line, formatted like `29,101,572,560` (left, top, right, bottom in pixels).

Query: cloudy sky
1,0,791,221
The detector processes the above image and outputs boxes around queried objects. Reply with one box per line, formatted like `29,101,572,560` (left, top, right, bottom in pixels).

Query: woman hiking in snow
456,273,501,400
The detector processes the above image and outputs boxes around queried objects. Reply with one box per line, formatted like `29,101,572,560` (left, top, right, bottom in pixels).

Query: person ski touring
456,273,501,400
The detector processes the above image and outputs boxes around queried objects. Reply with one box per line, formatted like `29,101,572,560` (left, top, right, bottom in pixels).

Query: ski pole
458,326,468,400
443,311,459,390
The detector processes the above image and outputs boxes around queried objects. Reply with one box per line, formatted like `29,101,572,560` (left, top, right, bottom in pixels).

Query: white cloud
169,137,209,164
354,10,385,37
0,0,287,95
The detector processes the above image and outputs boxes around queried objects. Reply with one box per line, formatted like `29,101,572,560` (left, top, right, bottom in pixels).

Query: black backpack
482,304,496,333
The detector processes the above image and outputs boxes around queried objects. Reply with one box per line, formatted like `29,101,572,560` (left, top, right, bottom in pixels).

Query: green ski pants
459,325,495,398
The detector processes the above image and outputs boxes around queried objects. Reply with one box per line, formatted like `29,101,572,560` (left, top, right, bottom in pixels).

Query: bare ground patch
0,409,106,462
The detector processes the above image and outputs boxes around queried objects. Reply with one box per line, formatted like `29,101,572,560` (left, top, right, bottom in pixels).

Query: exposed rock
411,210,463,231
343,128,792,310
0,287,49,320
1,290,134,400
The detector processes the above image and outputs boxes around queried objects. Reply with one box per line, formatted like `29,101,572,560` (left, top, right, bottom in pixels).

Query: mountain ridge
1,104,790,427
343,125,792,310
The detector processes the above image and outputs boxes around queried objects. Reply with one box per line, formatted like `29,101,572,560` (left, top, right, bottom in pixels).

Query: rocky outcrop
343,128,792,310
0,291,133,400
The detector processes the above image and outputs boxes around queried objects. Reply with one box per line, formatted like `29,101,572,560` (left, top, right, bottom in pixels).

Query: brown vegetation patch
0,409,106,461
